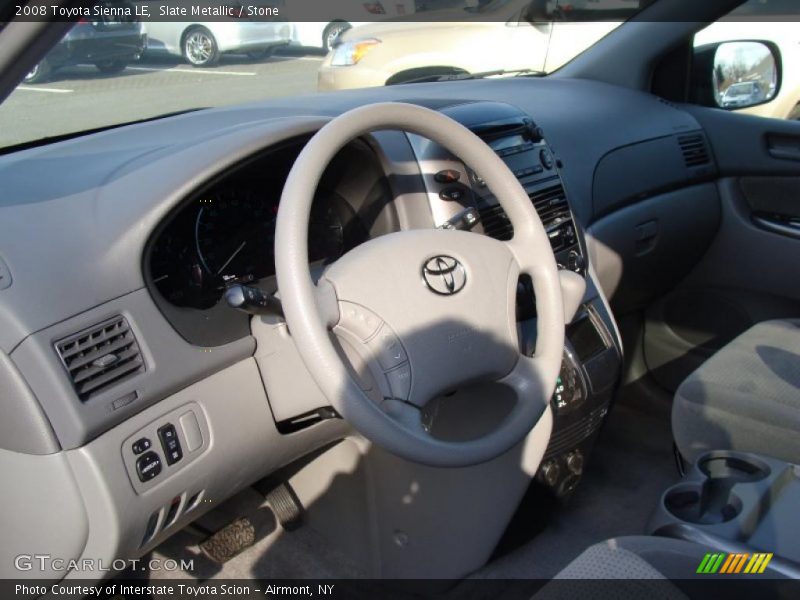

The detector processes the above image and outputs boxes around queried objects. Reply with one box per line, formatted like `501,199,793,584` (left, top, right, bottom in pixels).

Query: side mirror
691,40,781,111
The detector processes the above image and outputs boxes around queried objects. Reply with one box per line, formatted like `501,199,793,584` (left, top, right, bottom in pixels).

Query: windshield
0,0,659,149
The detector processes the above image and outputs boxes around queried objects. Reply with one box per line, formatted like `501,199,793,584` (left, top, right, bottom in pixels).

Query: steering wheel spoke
499,354,550,404
315,277,340,330
381,398,430,437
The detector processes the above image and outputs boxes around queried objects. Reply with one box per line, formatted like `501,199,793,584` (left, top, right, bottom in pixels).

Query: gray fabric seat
673,319,800,464
553,536,705,578
534,536,709,599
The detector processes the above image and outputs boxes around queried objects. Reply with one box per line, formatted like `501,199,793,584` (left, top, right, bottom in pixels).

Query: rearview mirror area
692,40,782,111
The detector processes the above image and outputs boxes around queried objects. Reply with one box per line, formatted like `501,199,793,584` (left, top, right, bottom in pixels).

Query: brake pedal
265,482,304,531
199,517,256,564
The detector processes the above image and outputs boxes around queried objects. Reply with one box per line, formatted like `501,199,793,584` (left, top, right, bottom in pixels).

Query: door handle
767,134,800,161
634,219,659,255
752,213,800,240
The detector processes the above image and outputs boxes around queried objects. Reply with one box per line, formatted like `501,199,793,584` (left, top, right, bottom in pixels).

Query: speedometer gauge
195,189,276,283
194,187,353,286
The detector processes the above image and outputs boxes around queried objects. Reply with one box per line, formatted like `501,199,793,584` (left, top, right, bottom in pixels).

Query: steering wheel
275,102,564,467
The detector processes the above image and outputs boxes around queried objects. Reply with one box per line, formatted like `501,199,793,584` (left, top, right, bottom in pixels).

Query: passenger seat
672,319,800,464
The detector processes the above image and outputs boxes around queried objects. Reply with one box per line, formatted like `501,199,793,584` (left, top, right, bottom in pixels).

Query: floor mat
470,398,680,580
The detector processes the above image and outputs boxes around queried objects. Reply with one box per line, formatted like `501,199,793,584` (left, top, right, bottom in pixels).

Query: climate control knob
567,250,585,273
566,451,584,476
540,460,561,487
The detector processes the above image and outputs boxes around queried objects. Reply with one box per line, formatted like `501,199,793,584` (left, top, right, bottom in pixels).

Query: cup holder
698,454,771,484
663,453,770,526
664,483,743,525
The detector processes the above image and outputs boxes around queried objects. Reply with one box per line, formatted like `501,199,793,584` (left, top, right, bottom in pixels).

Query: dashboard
0,72,730,582
0,83,707,452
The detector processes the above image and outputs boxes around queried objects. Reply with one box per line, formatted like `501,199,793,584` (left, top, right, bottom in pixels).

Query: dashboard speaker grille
678,133,711,168
55,316,144,401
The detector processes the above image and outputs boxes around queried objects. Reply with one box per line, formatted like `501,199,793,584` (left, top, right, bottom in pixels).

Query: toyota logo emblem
422,255,467,295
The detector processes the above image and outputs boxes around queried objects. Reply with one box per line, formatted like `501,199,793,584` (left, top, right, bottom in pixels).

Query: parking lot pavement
0,50,324,148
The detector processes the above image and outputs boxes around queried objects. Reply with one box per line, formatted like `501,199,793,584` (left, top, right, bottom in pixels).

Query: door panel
641,109,800,392
686,177,800,301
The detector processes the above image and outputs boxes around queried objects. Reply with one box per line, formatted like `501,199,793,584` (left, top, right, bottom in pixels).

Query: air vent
530,183,569,225
478,204,513,241
478,182,570,242
678,133,711,168
55,316,144,401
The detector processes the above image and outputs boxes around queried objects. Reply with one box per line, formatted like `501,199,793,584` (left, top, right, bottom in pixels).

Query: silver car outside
143,21,292,66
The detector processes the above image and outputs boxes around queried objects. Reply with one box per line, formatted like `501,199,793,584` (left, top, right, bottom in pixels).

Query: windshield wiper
390,68,545,86
439,68,546,81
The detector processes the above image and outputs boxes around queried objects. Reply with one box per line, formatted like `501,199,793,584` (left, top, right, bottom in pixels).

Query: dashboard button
434,169,461,184
136,452,162,482
540,149,554,170
132,437,152,455
368,326,407,370
385,363,412,401
439,187,466,202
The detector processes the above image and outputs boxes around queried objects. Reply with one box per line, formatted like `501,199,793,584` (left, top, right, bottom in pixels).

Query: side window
694,0,800,120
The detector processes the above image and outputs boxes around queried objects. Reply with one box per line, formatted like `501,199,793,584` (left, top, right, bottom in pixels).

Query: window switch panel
158,423,183,465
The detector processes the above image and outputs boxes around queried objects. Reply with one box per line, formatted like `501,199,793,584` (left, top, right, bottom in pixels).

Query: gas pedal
198,517,256,564
265,482,304,531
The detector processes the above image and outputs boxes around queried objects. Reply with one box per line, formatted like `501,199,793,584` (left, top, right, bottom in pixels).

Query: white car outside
317,15,799,120
285,0,416,50
143,21,293,66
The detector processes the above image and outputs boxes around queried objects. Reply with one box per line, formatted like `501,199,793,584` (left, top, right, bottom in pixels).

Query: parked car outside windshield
23,5,146,83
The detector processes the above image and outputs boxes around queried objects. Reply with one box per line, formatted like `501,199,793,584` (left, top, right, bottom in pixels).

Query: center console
407,101,622,497
649,451,800,577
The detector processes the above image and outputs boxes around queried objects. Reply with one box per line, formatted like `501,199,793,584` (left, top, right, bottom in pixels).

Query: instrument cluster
147,143,370,313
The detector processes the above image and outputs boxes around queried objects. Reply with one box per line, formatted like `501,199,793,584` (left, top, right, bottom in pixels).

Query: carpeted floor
144,388,679,582
470,395,680,580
